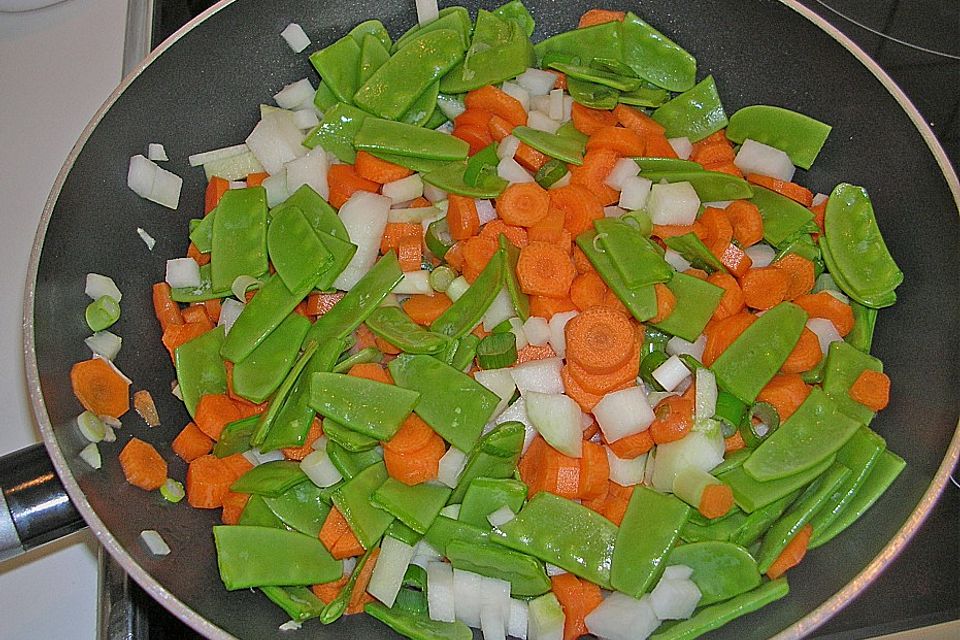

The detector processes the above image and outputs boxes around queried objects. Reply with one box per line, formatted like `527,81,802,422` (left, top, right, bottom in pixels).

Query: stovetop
103,1,959,638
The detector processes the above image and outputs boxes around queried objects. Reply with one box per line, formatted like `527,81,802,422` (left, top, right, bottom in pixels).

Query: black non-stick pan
4,0,959,638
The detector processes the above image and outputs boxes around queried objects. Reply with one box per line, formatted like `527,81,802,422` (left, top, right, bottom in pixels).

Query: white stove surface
0,0,127,638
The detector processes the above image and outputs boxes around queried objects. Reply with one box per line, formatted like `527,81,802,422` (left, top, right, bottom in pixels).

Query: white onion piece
652,355,691,392
368,535,416,608
522,316,551,346
86,273,122,301
147,143,168,162
453,569,484,627
274,78,315,110
487,505,516,528
509,317,529,351
547,310,577,358
438,446,468,488
694,368,718,424
527,110,561,134
606,158,641,190
128,154,182,209
585,593,660,640
245,110,307,175
703,200,732,209
525,392,583,457
293,108,320,130
668,136,693,160
136,227,156,251
812,192,829,206
446,276,470,302
382,174,424,204
516,68,558,96
807,318,843,354
649,575,701,620
423,183,447,203
745,243,776,268
607,448,648,486
438,96,466,121
480,606,507,640
427,562,457,623
415,0,440,24
165,258,201,289
393,270,433,295
476,199,497,225
604,205,626,218
246,448,285,465
474,368,517,418
300,445,343,488
651,431,724,492
619,175,653,210
501,81,531,112
411,539,443,569
497,157,534,184
231,275,262,301
262,168,290,207
735,139,796,182
529,593,565,640
663,249,692,273
562,95,574,122
477,575,512,636
548,89,564,121
493,397,538,454
279,621,302,631
825,289,850,304
79,443,101,469
647,181,700,225
334,192,392,290
127,154,156,197
663,565,694,581
511,357,564,395
545,563,567,577
481,288,515,331
85,331,122,361
203,150,264,181
218,298,245,335
389,206,440,223
666,334,706,360
593,387,655,442
439,504,461,520
140,530,171,556
280,22,311,53
508,599,529,640
497,135,521,160
529,95,551,114
189,143,249,167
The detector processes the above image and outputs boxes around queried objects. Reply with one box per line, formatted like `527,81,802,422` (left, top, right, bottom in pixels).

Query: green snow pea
811,449,905,548
303,102,370,163
749,185,817,248
332,347,382,374
450,421,525,503
393,6,472,52
458,477,528,529
494,0,535,36
261,586,325,623
425,515,491,554
441,10,535,94
744,388,861,482
248,339,320,448
331,462,394,550
775,233,824,277
230,460,309,497
756,463,851,573
355,30,465,121
401,82,441,127
590,56,639,79
188,213,214,254
730,490,801,548
304,251,403,346
534,20,620,66
577,228,658,321
594,218,673,289
846,301,878,353
320,546,377,624
449,334,481,372
821,341,884,425
270,184,348,241
359,33,390,85
210,187,268,292
652,272,725,342
213,525,341,590
423,160,507,198
636,158,704,173
348,19,391,50
213,415,257,458
387,520,422,547
175,326,226,417
263,481,331,538
431,249,505,339
267,205,334,293
611,486,690,597
711,302,807,404
366,306,453,355
666,541,761,606
641,171,753,202
719,455,834,514
221,274,309,364
822,183,903,308
680,510,749,544
85,296,119,332
535,159,569,189
365,602,472,640
232,313,310,404
652,76,727,142
393,587,429,617
310,371,420,441
556,121,589,145
808,427,885,546
355,118,469,161
238,494,286,529
447,540,551,597
373,151,450,174
327,440,383,479
549,61,643,92
388,354,499,452
493,492,618,589
620,11,696,92
649,579,789,640
712,448,752,477
323,419,379,452
567,76,619,110
619,83,671,108
512,126,585,165
313,81,338,112
371,478,451,534
463,143,499,187
726,105,832,170
500,235,530,321
664,233,725,274
308,35,361,104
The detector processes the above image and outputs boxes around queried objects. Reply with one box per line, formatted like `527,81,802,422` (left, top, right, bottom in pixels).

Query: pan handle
0,443,85,561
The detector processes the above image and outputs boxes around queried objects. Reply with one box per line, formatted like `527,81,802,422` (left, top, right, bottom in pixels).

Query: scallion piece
429,266,457,292
425,217,453,259
740,401,781,448
85,295,120,332
76,411,106,443
535,159,568,189
477,332,518,369
160,478,186,503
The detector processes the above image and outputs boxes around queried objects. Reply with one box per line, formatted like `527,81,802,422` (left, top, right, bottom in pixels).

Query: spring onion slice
477,332,519,369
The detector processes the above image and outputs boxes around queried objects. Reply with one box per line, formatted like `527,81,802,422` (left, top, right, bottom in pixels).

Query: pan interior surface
25,1,960,639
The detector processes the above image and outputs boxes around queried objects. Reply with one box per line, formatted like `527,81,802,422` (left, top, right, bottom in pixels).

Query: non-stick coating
27,1,960,638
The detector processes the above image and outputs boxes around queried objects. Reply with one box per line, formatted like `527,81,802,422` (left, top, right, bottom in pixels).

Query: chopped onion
147,143,168,162
651,431,725,492
474,368,518,417
446,276,470,301
128,154,182,209
649,574,701,620
497,156,534,184
165,258,201,289
101,415,122,429
274,78,315,110
812,192,829,206
510,317,529,351
427,562,457,623
231,275,262,301
285,147,329,199
652,355,691,392
548,89,564,120
666,334,706,360
745,243,776,268
439,503,461,520
527,110,561,134
516,68,558,96
77,411,106,443
663,565,694,581
389,205,440,223
189,143,249,167
476,199,497,225
607,447,648,486
619,175,653,210
497,135,521,160
547,310,577,357
735,139,796,182
278,620,302,631
585,593,660,640
245,110,307,175
511,357,564,395
218,298,245,334
85,273,122,301
411,539,443,569
136,227,156,251
383,174,424,204
280,22,311,53
203,150,264,181
487,505,516,528
334,192,392,290
824,289,850,304
127,154,156,198
545,563,567,577
593,387,655,442
508,599,529,640
262,168,290,207
646,181,700,225
415,0,440,24
525,392,583,457
530,95,551,114
501,81,531,112
606,158,641,191
604,205,626,218
300,445,343,487
663,248,692,272
703,200,732,209
244,448,285,465
140,530,171,556
79,443,101,469
522,316,551,346
437,95,466,121
368,535,416,608
481,605,507,640
493,397,538,454
562,95,574,122
85,331,122,360
293,108,320,130
807,317,843,354
393,270,433,295
694,368,718,424
423,183,447,203
438,446,468,488
668,136,693,160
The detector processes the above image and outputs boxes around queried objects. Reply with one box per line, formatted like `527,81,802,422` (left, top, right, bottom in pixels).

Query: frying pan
3,0,958,638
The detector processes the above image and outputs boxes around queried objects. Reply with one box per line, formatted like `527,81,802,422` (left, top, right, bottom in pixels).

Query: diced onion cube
85,273,122,302
85,331,122,360
547,310,577,358
136,227,156,250
165,258,201,289
606,158,641,191
147,143,168,162
502,82,531,112
368,535,416,608
245,110,307,175
423,183,447,203
79,443,101,469
274,78,315,110
652,355,691,392
508,599,529,640
527,110,561,134
439,503,461,519
300,445,343,487
127,154,156,198
666,335,706,360
668,136,693,160
510,358,564,395
649,575,701,620
548,89,564,120
694,368,718,424
619,175,653,210
416,0,440,24
382,174,424,204
438,446,468,488
604,205,626,218
745,243,776,268
218,298,245,335
663,248,692,272
522,316,551,346
333,192,392,290
516,68,558,96
285,148,329,199
188,142,248,167
393,270,433,295
293,108,320,130
663,565,694,581
607,447,648,486
487,505,516,528
735,139,796,182
497,135,521,160
497,156,534,184
280,22,311,53
593,387,655,442
647,181,700,225
427,562,457,623
585,593,660,640
807,317,843,354
476,199,497,225
140,530,171,556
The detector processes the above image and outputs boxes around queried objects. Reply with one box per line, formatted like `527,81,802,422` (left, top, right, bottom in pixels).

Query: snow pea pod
649,579,789,640
431,249,505,339
330,462,393,550
440,10,535,94
230,460,310,497
750,186,818,248
303,102,370,163
744,388,861,482
310,371,420,441
355,29,465,121
348,19,391,50
232,313,310,404
640,171,753,202
263,481,331,538
719,455,834,513
845,301,877,353
371,478,451,534
270,184,348,241
314,231,358,291
611,486,690,597
447,540,551,597
534,20,620,66
652,272,725,342
388,354,499,452
422,160,507,198
359,33,390,85
549,61,643,92
821,341,884,425
323,419,379,452
620,11,696,92
213,525,342,590
267,206,333,294
494,0,535,36
188,213,215,254
449,334,481,372
320,545,377,624
666,541,761,606
730,490,801,548
213,415,258,458
458,477,527,530
680,509,749,544
425,515,491,554
365,602,472,640
567,76,619,110
711,302,807,404
726,105,832,170
327,440,383,480
512,125,585,165
556,121,588,144
333,346,383,374
393,6,472,52
308,35,361,104
401,81,441,127
652,76,727,142
354,118,469,161
373,151,450,174
449,421,525,503
261,586,325,623
366,306,453,355
313,81,338,112
619,83,671,108
500,235,530,321
221,274,309,364
822,183,903,308
577,228,658,321
174,326,226,417
210,187,268,292
664,232,726,274
387,520,422,547
238,494,286,528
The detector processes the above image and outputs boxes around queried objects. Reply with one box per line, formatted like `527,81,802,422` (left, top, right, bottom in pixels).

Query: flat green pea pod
365,601,472,640
449,334,481,372
303,102,370,163
730,490,801,548
320,546,378,624
534,19,619,66
549,61,643,92
611,486,691,597
232,313,310,404
388,354,499,452
719,455,834,514
261,585,325,623
371,478,451,534
639,171,753,202
664,232,725,274
652,76,727,142
744,388,861,482
270,184,348,241
366,306,453,355
425,515,491,554
327,439,383,479
449,421,525,503
440,10,535,94
458,477,527,530
324,419,379,452
649,579,790,640
313,81,338,112
332,347,381,374
238,494,286,528
846,300,878,353
359,33,390,88
263,481,331,537
355,30,465,121
401,82,442,127
175,326,226,417
500,235,530,321
726,105,832,170
619,83,671,108
494,0,535,36
447,540,551,597
512,126,585,165
213,416,257,458
821,341,884,425
636,158,703,173
348,19,391,50
310,371,420,441
755,463,851,573
393,6,472,52
308,36,361,104
556,121,588,145
567,76,620,110
331,462,394,550
210,187,268,292
749,185,817,248
711,302,807,404
213,525,342,590
247,339,320,448
355,118,469,161
577,228,658,321
267,206,333,294
666,541,761,605
652,272,724,342
822,183,903,308
680,510,749,544
620,11,696,92
387,520,423,547
230,460,310,497
171,265,231,303
221,274,310,364
431,249,505,338
423,160,508,198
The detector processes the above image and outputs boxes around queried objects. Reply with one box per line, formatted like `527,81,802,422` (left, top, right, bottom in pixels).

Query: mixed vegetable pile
69,2,908,639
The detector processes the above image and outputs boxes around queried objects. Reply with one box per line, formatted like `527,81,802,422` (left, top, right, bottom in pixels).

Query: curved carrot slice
849,369,891,411
702,311,756,367
479,219,529,248
384,414,436,454
454,108,495,130
766,524,813,579
384,435,445,485
726,200,764,248
172,422,214,463
613,104,666,137
452,124,494,156
461,234,500,282
699,483,735,519
649,395,695,444
530,295,578,320
328,164,379,209
487,114,514,142
781,327,822,374
447,195,481,241
585,126,646,157
498,182,551,227
652,222,707,240
354,150,413,184
707,271,745,320
152,282,184,331
570,148,620,205
70,358,130,418
699,206,734,259
517,241,577,298
747,174,814,206
186,454,233,508
119,438,167,491
220,491,250,525
564,306,636,374
552,572,605,640
774,253,816,300
607,429,654,459
550,184,604,237
793,291,854,336
757,373,812,422
650,283,677,324
719,243,754,278
566,354,638,396
403,294,453,326
282,418,323,461
570,271,609,311
578,8,626,27
516,344,558,364
572,245,595,274
195,393,242,440
347,362,394,385
516,142,551,172
572,102,618,136
741,267,790,310
465,86,527,127
561,365,604,412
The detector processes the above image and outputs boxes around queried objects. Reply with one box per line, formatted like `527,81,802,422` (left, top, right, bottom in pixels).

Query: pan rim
20,1,960,639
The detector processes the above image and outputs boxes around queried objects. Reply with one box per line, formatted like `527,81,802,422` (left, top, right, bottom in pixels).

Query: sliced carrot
719,243,753,278
454,108,495,131
220,491,250,525
740,267,790,310
181,304,209,325
613,104,666,137
306,291,346,316
849,369,891,411
320,507,366,559
186,454,233,508
194,393,242,441
724,430,747,453
561,364,605,412
747,174,814,206
118,438,167,491
781,327,822,374
203,298,222,324
552,572,605,640
487,114,514,141
516,343,558,364
699,483,734,519
517,241,576,298
607,429,654,459
708,161,743,177
205,176,229,214
578,440,610,501
443,240,465,272
479,219,529,249
312,575,349,605
774,253,816,300
699,206,734,259
652,222,706,240
187,242,211,266
602,288,630,316
571,102,618,136
461,234,499,283
586,126,646,157
221,452,255,481
348,362,394,385
685,268,709,281
767,524,814,579
810,198,828,235
530,295,578,320
515,142,551,173
375,335,402,356
328,164,379,209
649,395,695,444
447,194,482,242
282,417,323,461
397,235,423,271
570,271,609,311
245,172,269,187
650,282,677,323
564,306,635,374
331,529,366,561
643,132,680,159
384,414,436,454
541,443,581,500
570,148,620,205
152,283,184,331
346,547,381,615
352,324,376,353
518,436,547,497
566,349,639,396
465,85,527,127
702,311,757,367
757,373,812,422
498,182,551,228
70,357,130,418
380,222,422,255
707,272,745,321
691,132,737,168
726,200,764,248
596,483,634,526
384,434,445,485
550,184,604,237
403,294,453,326
572,244,595,274
172,422,214,463
354,150,413,184
793,291,854,336
452,124,494,156
578,8,626,27
553,72,567,90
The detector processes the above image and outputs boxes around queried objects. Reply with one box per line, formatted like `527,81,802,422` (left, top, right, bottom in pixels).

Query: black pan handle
0,443,85,561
